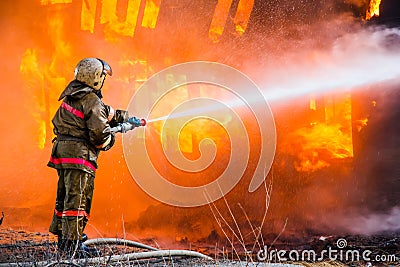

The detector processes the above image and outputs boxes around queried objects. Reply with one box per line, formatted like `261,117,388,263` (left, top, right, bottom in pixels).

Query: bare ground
0,228,399,266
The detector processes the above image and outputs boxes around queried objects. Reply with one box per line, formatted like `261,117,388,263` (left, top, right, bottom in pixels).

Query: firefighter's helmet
74,58,112,90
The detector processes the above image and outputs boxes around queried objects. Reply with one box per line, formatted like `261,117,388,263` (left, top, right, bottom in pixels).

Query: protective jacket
47,80,128,174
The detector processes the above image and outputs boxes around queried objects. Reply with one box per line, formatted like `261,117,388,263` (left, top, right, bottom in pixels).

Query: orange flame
20,50,46,149
355,118,368,132
283,123,354,172
101,0,141,38
141,0,161,29
209,0,232,43
19,6,74,149
234,0,254,36
209,0,254,42
366,0,382,20
281,93,354,172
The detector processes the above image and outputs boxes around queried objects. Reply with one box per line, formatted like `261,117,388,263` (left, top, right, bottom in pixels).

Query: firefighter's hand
101,133,116,151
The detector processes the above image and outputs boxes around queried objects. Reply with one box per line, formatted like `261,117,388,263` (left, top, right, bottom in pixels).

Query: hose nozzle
111,117,146,133
128,117,147,127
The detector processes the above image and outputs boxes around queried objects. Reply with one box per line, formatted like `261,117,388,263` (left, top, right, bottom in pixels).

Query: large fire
1,0,399,250
366,0,382,20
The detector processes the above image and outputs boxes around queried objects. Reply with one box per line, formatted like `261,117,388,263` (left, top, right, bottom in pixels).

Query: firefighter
47,58,129,257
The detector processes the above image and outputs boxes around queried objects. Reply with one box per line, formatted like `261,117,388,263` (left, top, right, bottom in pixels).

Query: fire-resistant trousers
49,169,94,241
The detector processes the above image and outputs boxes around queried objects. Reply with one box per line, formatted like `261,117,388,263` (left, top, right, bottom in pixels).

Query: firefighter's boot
60,239,100,258
77,241,101,258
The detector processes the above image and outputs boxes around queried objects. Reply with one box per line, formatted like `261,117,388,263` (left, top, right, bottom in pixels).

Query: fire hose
83,237,159,251
79,238,213,263
0,238,213,267
45,249,213,266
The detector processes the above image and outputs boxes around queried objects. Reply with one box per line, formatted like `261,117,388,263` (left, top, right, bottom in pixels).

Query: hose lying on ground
82,238,213,264
44,249,213,266
83,238,159,251
0,238,213,267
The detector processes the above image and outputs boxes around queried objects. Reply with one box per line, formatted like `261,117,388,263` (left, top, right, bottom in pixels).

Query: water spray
146,97,255,123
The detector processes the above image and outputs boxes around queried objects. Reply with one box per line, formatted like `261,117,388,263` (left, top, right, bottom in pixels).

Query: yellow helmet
74,58,112,90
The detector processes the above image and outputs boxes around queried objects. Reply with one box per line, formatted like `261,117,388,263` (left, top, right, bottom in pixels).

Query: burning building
0,0,399,252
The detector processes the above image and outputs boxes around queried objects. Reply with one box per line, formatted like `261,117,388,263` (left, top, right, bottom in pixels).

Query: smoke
257,27,400,102
340,206,400,234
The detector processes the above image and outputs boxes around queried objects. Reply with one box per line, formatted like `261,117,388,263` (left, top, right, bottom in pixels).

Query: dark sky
378,0,400,26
